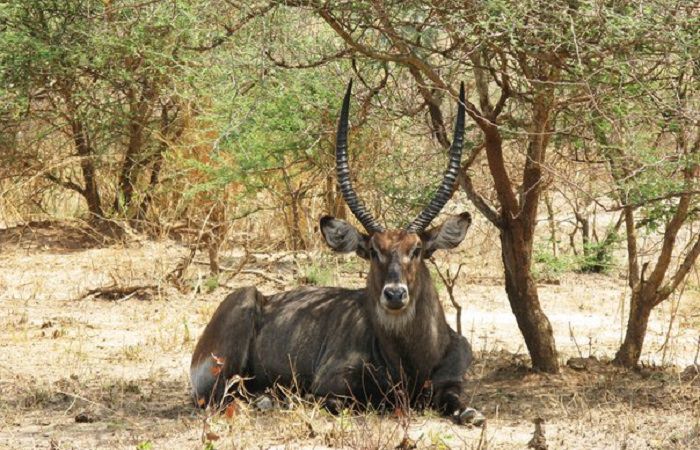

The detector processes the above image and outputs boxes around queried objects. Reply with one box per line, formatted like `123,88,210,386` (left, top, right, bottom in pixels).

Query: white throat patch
375,286,415,334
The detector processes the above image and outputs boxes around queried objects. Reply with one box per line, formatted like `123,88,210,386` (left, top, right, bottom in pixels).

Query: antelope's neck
367,267,448,377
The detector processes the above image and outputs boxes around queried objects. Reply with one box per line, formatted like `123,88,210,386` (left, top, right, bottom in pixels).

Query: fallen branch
222,248,251,284
239,269,287,286
81,284,158,301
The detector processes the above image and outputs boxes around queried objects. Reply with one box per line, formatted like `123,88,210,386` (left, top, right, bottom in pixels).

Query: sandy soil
0,222,698,449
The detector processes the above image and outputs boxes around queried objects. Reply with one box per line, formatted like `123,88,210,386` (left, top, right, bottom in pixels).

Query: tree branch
624,206,640,289
664,233,700,300
44,173,85,195
459,171,501,228
185,4,275,52
265,47,353,69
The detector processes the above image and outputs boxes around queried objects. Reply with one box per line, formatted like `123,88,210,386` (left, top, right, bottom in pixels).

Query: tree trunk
115,138,142,213
288,191,307,250
544,193,557,257
115,113,146,213
71,119,103,218
578,213,590,255
115,87,155,214
135,101,180,223
613,290,654,367
208,233,222,275
207,203,229,276
134,153,163,223
500,223,560,373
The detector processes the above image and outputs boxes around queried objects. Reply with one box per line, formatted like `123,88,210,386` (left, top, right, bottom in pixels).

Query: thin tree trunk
501,224,559,372
499,78,559,373
208,232,222,275
613,291,654,367
289,191,306,250
71,119,103,218
135,101,181,223
134,155,163,224
115,87,155,214
544,193,557,257
207,203,228,275
115,115,146,212
613,158,696,367
115,133,143,212
280,166,307,250
577,213,590,256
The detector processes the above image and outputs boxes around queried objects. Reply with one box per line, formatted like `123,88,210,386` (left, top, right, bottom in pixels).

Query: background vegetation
1,0,698,372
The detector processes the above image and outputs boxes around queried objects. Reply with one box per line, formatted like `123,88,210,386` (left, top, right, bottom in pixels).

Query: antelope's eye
369,248,378,259
411,247,422,259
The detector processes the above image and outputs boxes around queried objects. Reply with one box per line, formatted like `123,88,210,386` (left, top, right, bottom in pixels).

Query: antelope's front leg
431,332,485,426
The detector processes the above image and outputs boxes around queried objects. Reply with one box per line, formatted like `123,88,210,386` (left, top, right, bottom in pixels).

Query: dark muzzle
382,285,408,310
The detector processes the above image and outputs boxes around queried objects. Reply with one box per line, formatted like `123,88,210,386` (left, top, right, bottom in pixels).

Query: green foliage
1,0,697,261
535,230,621,279
136,441,153,450
0,0,212,217
299,261,334,287
337,258,362,275
203,276,220,293
578,234,620,274
215,72,342,186
532,246,577,282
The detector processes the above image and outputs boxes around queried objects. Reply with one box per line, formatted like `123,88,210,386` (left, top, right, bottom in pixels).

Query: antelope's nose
382,285,408,309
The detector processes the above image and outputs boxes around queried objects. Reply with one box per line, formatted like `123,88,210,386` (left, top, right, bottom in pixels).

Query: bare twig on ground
80,284,158,301
239,269,287,285
168,245,198,291
58,390,145,428
222,247,251,284
192,249,252,284
569,323,584,358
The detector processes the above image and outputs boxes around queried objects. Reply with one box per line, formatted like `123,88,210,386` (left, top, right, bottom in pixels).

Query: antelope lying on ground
191,82,479,423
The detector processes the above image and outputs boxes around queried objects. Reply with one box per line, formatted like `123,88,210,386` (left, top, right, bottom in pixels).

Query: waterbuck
191,81,477,422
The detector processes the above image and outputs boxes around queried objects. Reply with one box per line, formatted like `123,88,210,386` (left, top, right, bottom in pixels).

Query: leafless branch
185,4,275,52
666,234,700,296
265,47,353,69
43,173,85,195
459,171,501,228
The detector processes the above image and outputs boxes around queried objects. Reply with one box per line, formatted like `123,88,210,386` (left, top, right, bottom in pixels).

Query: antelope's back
249,286,373,390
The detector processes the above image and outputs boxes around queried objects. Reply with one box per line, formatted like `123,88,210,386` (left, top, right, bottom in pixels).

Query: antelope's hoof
453,407,485,427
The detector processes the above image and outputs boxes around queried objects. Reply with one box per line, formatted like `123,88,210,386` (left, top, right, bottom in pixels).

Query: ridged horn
335,80,384,233
405,82,466,234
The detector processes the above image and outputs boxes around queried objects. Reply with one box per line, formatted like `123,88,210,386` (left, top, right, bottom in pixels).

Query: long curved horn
335,80,384,233
405,82,466,234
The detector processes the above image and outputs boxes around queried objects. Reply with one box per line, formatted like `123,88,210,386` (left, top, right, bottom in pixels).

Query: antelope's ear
320,216,371,259
420,212,472,258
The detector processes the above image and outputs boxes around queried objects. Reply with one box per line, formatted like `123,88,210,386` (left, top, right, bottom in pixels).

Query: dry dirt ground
1,222,699,450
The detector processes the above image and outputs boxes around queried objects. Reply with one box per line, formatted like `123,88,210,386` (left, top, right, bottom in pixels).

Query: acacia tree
602,96,699,367
264,0,644,373
0,1,211,220
2,1,107,216
276,0,700,372
578,2,700,366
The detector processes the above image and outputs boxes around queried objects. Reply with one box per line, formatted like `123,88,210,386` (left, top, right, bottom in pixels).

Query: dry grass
0,222,699,449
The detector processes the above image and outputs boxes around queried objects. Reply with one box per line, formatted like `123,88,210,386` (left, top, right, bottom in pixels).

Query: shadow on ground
0,220,123,252
468,351,700,419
